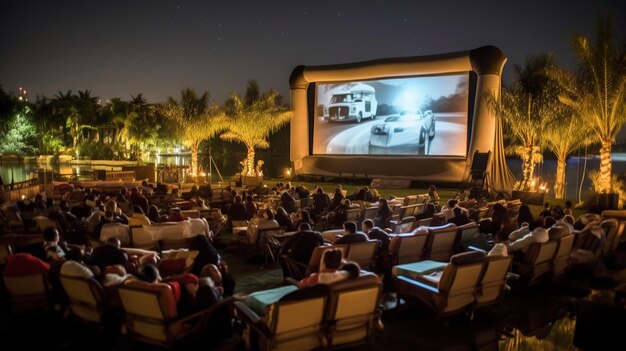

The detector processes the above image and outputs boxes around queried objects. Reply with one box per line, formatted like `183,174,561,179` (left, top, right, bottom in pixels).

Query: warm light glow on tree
489,54,561,192
555,16,626,194
220,82,292,177
157,88,226,178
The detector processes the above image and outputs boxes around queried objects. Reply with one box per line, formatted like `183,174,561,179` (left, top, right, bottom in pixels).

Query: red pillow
158,258,186,276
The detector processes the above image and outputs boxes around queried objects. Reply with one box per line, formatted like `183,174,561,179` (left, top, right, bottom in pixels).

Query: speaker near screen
313,74,469,156
289,46,516,193
471,151,491,180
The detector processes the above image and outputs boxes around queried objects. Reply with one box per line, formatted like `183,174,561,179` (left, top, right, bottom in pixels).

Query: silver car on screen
368,109,435,155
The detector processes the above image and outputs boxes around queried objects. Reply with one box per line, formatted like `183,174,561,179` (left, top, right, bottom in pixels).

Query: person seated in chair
138,264,199,308
228,195,247,223
329,187,345,212
41,227,68,264
428,185,440,206
60,246,95,279
128,205,151,226
415,203,436,221
299,249,360,287
327,199,351,228
237,208,279,245
244,195,258,221
334,221,368,245
167,207,187,222
93,200,129,240
86,237,129,271
274,207,294,231
374,199,393,229
448,207,471,226
311,187,331,219
504,225,549,259
280,223,324,278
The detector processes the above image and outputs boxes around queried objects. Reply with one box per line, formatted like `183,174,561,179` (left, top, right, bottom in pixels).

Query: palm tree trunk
191,142,199,177
246,146,256,176
554,154,566,198
599,140,612,193
520,145,534,191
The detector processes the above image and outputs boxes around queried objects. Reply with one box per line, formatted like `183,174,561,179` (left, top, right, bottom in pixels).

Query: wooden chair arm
234,300,271,337
179,296,234,321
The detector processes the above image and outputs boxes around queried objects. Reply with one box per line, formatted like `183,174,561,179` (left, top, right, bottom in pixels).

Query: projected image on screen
313,73,469,156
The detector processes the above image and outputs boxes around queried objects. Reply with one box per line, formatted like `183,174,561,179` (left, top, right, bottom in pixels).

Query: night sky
1,0,624,104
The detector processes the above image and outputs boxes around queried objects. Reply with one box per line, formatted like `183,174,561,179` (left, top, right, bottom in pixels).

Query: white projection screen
289,46,516,193
313,74,469,156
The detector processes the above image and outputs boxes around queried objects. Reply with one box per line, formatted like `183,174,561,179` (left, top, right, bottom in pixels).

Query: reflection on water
0,153,290,183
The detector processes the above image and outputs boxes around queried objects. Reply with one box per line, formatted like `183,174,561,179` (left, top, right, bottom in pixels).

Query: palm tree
488,54,558,191
489,54,561,191
108,98,138,149
556,15,626,193
52,90,98,155
543,108,592,198
129,93,158,160
220,81,292,177
158,88,225,177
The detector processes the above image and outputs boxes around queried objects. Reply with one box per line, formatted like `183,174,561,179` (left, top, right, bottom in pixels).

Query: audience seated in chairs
291,210,315,230
505,224,549,260
428,185,440,206
329,187,345,212
280,191,297,214
244,195,258,221
415,203,436,221
167,207,187,222
280,223,324,279
481,203,510,241
311,187,331,219
326,199,351,228
228,195,248,223
374,199,393,229
3,252,53,312
334,221,368,245
147,204,163,224
362,219,392,276
127,205,151,227
299,249,360,287
59,247,95,279
236,208,279,248
86,237,130,271
188,235,220,276
517,204,535,229
139,264,216,313
274,206,294,231
448,207,472,226
41,227,68,265
93,200,129,240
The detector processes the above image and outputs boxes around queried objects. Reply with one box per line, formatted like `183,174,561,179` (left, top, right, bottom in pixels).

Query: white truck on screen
323,83,377,123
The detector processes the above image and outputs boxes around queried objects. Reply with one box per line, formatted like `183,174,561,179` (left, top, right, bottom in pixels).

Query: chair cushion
158,259,186,276
392,260,448,280
245,285,299,316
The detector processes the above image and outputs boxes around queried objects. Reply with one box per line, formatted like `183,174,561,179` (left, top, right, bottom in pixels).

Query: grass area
265,178,588,219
